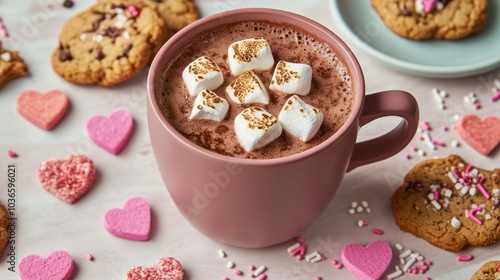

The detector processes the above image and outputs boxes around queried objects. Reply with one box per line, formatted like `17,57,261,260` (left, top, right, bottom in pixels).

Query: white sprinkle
403,256,416,271
361,201,369,208
356,206,364,213
395,243,404,251
452,140,460,147
416,255,424,261
459,178,464,184
351,201,358,208
460,186,469,196
114,8,124,14
451,217,462,229
469,187,478,196
399,249,412,259
444,189,453,198
431,88,439,95
485,214,492,220
422,132,436,150
366,208,371,213
253,265,266,276
218,249,226,258
348,208,355,215
432,89,444,103
387,270,403,279
79,33,88,41
448,171,458,183
431,200,442,210
465,209,470,218
418,149,426,156
455,182,463,190
458,163,465,168
471,168,479,176
400,258,406,265
395,265,401,271
494,79,500,88
453,114,461,121
226,261,234,268
439,90,448,98
357,220,364,227
0,52,11,62
310,255,322,263
306,252,321,263
93,34,103,42
427,193,435,200
417,127,424,133
123,31,130,39
287,242,300,253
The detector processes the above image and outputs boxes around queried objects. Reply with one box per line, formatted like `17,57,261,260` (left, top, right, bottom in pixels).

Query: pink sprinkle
87,254,94,261
474,103,481,110
290,244,306,257
434,190,440,201
431,139,446,147
296,236,304,243
372,229,384,235
469,207,483,225
295,254,303,260
477,183,491,199
412,146,418,152
363,220,369,226
126,4,140,18
421,121,431,131
457,254,473,262
419,135,424,141
426,260,433,266
335,263,343,269
7,150,17,157
222,277,230,280
478,176,485,184
452,124,457,130
406,153,412,159
332,260,338,265
234,269,243,276
442,126,449,131
257,275,267,280
0,17,8,37
315,277,322,280
491,90,500,102
425,278,432,280
465,164,473,176
453,167,463,178
249,265,255,271
250,273,255,278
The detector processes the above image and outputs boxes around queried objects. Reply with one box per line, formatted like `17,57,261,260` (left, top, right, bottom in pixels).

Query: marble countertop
0,0,499,279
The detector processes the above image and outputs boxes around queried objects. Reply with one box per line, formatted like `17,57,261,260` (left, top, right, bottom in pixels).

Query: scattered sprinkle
469,206,483,225
457,254,473,262
0,17,9,37
395,243,404,251
218,249,226,258
87,254,94,261
451,140,460,147
7,150,17,158
450,217,462,229
227,261,235,269
253,265,266,277
249,265,255,271
405,153,412,160
62,0,74,8
233,269,243,276
372,229,384,235
421,121,431,131
126,4,141,18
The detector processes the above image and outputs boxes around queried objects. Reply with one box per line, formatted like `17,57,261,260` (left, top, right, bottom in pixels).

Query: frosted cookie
127,257,184,280
0,204,8,256
51,1,168,86
371,0,488,40
99,0,199,34
471,260,500,280
392,155,500,251
0,41,28,88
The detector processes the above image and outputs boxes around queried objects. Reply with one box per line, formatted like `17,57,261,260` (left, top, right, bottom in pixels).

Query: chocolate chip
401,4,411,16
117,44,133,59
58,43,72,62
103,26,123,40
62,0,74,8
111,4,126,9
96,48,105,60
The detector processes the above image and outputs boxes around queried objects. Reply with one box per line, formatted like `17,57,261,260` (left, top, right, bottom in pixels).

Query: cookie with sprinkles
392,155,500,251
471,260,500,280
51,1,168,87
98,0,199,34
371,0,488,40
127,257,184,280
0,204,8,256
0,41,28,88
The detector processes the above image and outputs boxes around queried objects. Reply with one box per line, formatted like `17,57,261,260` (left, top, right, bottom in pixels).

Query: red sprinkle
8,150,17,158
296,236,304,243
372,229,384,235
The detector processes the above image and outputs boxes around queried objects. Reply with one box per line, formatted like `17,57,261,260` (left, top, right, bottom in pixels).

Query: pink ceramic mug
147,8,419,248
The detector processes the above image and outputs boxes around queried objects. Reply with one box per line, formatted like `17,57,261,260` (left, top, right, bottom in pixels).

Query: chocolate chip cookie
471,260,500,280
51,1,168,87
0,41,28,88
392,155,500,251
0,204,8,256
371,0,488,40
99,0,199,34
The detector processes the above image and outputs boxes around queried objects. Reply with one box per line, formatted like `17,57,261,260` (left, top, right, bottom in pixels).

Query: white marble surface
0,0,499,279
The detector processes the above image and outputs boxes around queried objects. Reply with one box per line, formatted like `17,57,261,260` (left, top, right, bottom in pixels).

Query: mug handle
346,90,419,172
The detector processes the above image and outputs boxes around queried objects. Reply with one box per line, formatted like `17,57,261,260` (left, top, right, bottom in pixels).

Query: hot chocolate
157,20,353,159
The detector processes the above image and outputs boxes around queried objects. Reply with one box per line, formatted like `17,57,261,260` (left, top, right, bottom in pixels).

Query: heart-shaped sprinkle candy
16,90,69,130
127,257,184,280
456,114,500,155
103,196,151,241
37,155,96,203
19,250,74,280
86,109,134,155
341,240,392,280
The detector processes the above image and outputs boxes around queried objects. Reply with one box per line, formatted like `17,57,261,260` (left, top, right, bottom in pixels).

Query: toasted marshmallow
270,60,312,95
183,56,224,97
278,95,323,142
190,90,229,122
226,71,269,105
234,107,282,151
228,38,274,76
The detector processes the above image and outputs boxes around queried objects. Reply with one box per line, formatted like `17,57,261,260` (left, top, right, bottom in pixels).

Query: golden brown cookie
0,41,28,88
471,260,500,280
51,1,168,87
99,0,199,33
371,0,488,40
392,155,500,251
0,204,8,256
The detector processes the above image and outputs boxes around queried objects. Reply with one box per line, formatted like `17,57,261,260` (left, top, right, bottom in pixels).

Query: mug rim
147,8,365,166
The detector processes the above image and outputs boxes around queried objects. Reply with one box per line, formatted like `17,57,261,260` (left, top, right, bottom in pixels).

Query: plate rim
329,0,500,78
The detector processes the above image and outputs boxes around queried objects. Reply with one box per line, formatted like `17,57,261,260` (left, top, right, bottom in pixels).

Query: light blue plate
330,0,500,78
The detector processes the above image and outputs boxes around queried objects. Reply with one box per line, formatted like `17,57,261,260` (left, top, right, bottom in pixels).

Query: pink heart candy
422,0,439,13
16,90,69,130
341,240,392,280
103,196,151,241
86,109,134,155
456,114,500,155
19,250,74,280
